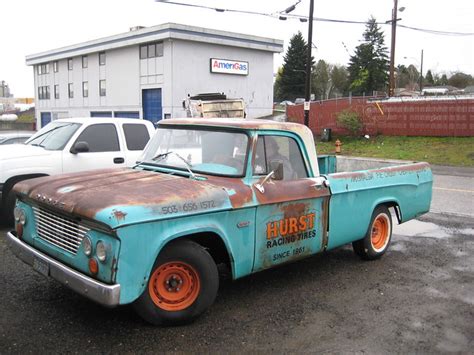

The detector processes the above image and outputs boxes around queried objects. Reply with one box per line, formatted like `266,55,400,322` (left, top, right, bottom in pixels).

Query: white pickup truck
0,117,155,224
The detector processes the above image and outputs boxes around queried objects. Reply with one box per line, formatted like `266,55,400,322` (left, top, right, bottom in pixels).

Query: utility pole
388,0,398,97
419,49,424,93
304,0,314,127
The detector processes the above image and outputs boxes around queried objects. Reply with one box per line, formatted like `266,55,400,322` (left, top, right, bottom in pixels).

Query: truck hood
14,168,234,229
0,144,52,161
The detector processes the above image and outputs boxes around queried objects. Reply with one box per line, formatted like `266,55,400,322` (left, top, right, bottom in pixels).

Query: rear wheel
353,205,392,260
133,239,218,325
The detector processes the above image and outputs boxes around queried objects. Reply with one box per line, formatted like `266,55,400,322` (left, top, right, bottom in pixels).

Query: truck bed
318,155,433,250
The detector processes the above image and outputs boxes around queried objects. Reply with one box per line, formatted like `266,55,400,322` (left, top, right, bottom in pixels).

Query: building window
54,85,59,99
37,63,50,75
99,80,106,97
82,81,88,97
139,42,163,59
99,52,106,66
53,61,58,72
140,45,147,59
68,83,74,98
82,55,88,68
68,58,73,70
38,86,51,100
156,42,164,57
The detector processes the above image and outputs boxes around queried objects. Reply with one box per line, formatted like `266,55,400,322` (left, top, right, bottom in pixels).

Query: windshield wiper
148,151,196,179
151,151,173,162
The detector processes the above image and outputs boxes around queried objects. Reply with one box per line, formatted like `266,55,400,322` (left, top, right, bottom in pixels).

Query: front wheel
353,205,392,260
133,239,218,325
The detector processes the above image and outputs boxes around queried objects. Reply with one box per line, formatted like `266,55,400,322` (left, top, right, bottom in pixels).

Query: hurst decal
266,213,316,248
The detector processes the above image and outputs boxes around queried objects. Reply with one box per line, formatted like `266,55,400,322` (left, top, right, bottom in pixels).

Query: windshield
25,122,81,150
139,127,248,177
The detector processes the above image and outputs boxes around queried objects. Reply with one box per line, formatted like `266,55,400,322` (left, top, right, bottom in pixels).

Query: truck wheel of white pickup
2,187,17,226
133,239,219,325
352,205,392,260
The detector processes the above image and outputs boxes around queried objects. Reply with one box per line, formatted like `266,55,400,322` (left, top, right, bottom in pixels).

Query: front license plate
33,257,49,277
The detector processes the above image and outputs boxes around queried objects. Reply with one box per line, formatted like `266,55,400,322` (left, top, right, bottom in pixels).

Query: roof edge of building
25,23,284,65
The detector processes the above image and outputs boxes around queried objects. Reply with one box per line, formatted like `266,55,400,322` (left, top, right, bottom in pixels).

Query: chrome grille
33,206,90,255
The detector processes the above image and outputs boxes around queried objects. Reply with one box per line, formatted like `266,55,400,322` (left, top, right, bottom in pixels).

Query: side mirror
70,141,90,154
269,161,284,181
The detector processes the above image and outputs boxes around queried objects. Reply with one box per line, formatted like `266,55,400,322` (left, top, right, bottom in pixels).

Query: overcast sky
1,0,473,97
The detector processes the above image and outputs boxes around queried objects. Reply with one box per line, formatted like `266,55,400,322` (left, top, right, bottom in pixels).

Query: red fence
286,97,474,136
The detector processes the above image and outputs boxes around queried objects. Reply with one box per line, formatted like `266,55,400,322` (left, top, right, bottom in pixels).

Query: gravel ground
1,212,472,354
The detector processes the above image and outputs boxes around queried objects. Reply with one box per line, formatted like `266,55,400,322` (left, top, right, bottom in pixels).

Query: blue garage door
114,111,140,119
40,112,51,128
142,89,162,124
90,111,113,117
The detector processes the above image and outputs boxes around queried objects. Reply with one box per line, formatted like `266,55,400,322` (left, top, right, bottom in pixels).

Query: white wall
168,39,274,119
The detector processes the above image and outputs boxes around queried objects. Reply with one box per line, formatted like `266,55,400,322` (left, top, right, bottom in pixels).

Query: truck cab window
74,124,119,152
253,135,308,180
123,124,150,151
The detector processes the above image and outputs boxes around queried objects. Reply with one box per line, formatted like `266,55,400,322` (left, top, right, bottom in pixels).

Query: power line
155,0,474,37
398,24,473,36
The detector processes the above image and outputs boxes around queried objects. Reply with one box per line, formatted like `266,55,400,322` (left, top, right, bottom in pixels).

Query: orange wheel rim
371,214,390,251
149,262,200,311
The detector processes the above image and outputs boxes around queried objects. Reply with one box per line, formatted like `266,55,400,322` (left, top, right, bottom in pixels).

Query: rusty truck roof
159,118,305,132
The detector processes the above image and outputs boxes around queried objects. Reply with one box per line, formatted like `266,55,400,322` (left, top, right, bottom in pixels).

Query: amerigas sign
210,58,249,75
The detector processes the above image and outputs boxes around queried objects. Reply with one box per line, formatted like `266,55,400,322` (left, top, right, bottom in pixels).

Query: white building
25,23,283,128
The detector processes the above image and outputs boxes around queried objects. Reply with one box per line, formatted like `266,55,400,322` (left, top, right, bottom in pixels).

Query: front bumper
6,231,120,307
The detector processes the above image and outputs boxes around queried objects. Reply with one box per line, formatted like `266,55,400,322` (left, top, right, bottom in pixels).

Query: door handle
114,157,125,164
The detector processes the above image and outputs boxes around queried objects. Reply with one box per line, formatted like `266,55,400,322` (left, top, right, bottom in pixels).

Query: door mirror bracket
254,162,284,194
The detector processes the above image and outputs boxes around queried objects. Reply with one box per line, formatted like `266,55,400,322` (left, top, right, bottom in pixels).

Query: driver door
252,134,330,272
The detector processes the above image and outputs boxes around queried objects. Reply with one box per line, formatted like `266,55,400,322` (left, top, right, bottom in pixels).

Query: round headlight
96,241,107,262
82,236,92,256
13,207,22,222
19,210,27,226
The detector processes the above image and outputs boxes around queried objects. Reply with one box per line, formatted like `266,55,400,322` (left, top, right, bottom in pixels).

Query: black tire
353,205,392,260
133,239,219,326
1,188,17,226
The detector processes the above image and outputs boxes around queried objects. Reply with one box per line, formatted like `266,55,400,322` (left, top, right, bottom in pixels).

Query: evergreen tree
273,67,284,101
278,32,313,101
425,70,434,86
348,17,389,95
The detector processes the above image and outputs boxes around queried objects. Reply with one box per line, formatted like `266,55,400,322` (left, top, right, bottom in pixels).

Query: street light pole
304,0,314,127
419,49,424,93
388,0,398,97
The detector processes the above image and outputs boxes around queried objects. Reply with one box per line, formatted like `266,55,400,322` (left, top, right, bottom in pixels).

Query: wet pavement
0,167,473,353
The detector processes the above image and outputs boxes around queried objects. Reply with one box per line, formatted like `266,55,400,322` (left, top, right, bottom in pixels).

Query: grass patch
15,114,35,123
316,136,474,167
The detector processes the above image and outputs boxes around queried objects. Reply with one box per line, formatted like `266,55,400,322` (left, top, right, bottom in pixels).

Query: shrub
336,109,363,135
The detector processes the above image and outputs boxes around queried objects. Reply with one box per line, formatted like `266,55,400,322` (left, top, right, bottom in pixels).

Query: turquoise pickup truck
6,118,432,325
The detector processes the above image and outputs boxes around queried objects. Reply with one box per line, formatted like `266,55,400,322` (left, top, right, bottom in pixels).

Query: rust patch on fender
112,209,127,221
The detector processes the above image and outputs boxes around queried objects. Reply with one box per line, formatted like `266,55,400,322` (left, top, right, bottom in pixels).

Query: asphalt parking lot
1,168,473,353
